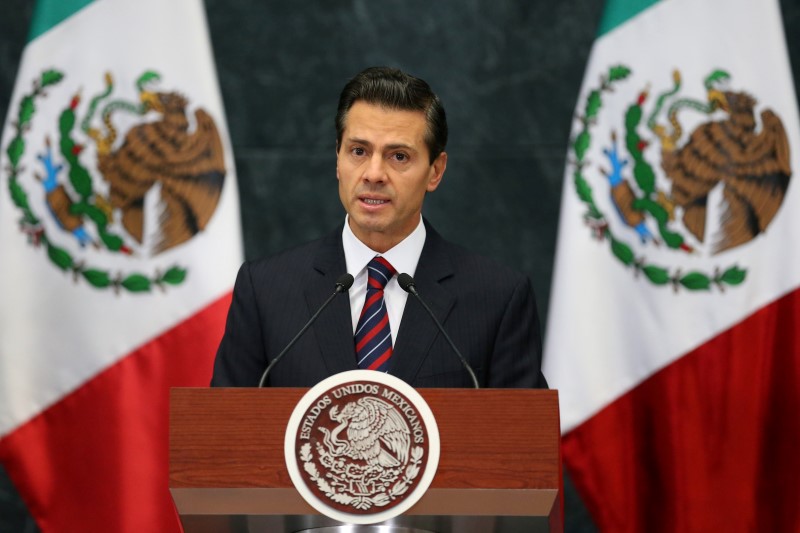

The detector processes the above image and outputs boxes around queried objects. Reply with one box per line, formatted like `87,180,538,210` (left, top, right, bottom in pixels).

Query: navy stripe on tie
355,256,396,371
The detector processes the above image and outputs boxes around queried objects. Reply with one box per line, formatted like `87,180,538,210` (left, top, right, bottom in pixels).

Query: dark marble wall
1,1,798,532
211,0,601,307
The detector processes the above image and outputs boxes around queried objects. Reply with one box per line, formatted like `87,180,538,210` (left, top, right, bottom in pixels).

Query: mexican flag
543,0,800,530
0,0,242,530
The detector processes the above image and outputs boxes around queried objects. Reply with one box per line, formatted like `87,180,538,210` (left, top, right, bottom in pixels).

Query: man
212,67,547,388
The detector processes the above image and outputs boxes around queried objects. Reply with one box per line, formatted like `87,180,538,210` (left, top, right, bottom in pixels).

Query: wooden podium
169,388,562,532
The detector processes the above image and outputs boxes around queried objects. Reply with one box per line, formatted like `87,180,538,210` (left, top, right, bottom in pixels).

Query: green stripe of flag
28,0,96,42
597,0,661,37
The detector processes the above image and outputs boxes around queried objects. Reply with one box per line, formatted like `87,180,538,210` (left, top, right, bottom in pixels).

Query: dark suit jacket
211,221,547,388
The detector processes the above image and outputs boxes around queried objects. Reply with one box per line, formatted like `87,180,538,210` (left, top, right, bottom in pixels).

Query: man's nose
362,154,387,182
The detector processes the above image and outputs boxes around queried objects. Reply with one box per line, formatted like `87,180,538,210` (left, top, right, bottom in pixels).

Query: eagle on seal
320,397,411,468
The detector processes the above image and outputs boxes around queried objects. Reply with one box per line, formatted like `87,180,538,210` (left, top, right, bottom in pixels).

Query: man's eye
352,147,365,156
393,153,408,162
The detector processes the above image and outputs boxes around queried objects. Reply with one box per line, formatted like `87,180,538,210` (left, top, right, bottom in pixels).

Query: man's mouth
361,198,389,205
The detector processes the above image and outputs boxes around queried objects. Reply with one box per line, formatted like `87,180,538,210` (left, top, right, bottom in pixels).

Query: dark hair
335,67,448,164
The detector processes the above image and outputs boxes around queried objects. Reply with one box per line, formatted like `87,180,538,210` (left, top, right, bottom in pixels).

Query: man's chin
349,210,387,229
349,220,387,237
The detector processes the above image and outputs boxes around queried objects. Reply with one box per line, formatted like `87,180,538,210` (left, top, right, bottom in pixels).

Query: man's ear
427,151,447,192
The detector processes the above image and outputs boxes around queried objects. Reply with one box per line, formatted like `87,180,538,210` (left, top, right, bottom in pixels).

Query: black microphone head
397,273,415,293
336,273,355,292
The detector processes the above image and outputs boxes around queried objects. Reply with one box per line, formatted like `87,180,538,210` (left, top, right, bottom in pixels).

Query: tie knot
367,256,396,291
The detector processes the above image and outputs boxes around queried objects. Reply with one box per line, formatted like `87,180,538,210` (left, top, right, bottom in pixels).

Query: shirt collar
342,215,427,278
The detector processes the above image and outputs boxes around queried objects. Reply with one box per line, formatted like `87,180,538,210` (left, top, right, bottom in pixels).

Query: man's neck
347,220,421,254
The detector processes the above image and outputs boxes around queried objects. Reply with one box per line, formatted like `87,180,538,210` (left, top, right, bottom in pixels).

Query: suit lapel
390,223,455,384
305,228,358,377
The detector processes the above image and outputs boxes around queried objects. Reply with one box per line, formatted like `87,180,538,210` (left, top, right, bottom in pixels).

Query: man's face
337,101,447,253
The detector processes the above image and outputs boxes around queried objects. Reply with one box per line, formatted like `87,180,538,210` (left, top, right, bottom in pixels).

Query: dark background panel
1,1,798,532
212,0,603,321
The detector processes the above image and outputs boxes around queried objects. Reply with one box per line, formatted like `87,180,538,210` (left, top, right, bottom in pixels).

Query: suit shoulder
438,239,530,292
246,239,319,272
238,230,341,284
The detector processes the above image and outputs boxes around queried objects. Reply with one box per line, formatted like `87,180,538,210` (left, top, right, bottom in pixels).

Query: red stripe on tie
368,276,384,290
356,313,390,352
367,347,393,370
374,256,395,273
359,292,383,319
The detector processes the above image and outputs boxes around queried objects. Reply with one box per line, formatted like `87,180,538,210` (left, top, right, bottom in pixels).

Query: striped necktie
355,256,397,371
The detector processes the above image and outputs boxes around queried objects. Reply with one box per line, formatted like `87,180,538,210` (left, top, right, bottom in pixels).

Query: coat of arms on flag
5,68,228,293
570,65,791,292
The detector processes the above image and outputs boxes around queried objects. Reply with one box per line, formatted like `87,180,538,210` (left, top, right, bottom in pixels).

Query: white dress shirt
342,216,426,344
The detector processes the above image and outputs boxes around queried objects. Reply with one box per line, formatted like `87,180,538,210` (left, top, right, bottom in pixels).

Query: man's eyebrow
385,143,416,152
346,137,372,147
344,137,419,153
344,138,418,153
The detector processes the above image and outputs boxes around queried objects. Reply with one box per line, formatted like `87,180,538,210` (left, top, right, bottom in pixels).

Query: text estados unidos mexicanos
297,384,426,444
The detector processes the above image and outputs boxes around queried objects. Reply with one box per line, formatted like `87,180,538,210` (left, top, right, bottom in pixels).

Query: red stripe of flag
0,292,232,532
563,287,800,531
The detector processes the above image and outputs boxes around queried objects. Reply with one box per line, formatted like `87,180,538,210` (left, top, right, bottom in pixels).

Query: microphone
397,273,480,389
258,273,354,388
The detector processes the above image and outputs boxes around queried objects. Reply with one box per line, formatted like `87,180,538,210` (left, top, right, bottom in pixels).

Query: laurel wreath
571,65,746,292
300,442,423,511
4,69,188,293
